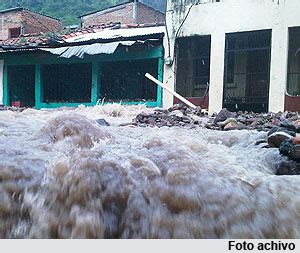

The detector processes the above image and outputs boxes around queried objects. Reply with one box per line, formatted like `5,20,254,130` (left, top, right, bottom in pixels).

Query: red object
285,94,300,112
11,101,21,107
174,96,209,109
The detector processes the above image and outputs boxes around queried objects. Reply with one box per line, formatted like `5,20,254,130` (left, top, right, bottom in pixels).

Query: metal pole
145,73,197,109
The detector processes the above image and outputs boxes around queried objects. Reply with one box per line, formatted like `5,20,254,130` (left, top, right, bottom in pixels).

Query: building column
91,62,99,105
35,64,42,109
208,32,226,114
157,56,164,107
0,60,3,105
269,25,289,112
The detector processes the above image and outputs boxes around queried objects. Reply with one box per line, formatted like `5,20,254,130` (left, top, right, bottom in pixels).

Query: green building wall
1,44,164,109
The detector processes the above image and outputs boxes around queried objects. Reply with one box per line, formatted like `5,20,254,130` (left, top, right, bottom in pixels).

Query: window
175,36,211,97
9,27,21,38
287,27,300,96
42,63,92,103
101,59,158,102
223,30,272,112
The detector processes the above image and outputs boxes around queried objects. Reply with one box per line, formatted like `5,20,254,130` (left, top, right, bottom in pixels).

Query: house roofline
79,1,132,18
78,0,164,18
0,6,61,21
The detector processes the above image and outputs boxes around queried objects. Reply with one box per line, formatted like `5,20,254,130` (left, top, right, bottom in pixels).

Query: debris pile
133,104,299,132
133,104,206,128
0,105,26,112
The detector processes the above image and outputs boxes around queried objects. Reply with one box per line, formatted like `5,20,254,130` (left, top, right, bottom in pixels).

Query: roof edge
79,1,132,18
0,6,61,21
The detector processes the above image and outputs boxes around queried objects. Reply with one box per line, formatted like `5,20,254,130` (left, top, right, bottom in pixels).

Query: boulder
279,119,296,132
224,122,239,131
213,108,233,125
267,131,293,148
169,110,184,118
96,118,110,126
267,126,296,137
276,161,300,175
217,118,238,127
279,139,300,162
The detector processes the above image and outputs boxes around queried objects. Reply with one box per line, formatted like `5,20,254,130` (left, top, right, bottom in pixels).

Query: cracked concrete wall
163,0,297,113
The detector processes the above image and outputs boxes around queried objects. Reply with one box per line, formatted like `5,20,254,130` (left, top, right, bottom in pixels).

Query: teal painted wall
1,45,164,109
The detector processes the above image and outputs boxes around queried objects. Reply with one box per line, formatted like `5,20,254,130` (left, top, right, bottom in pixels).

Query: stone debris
132,104,207,128
132,104,299,132
0,105,26,112
132,104,300,175
95,118,110,126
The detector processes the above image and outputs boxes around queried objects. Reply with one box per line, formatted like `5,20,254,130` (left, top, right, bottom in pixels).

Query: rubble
0,105,26,112
131,104,300,175
132,103,299,132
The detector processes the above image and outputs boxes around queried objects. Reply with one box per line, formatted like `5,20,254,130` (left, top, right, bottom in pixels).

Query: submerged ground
0,104,299,239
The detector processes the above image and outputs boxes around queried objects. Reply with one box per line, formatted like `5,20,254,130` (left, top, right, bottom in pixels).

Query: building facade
0,7,62,41
0,25,165,109
80,0,165,28
163,0,300,113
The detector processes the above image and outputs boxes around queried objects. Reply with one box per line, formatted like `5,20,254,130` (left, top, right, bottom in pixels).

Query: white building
163,0,300,113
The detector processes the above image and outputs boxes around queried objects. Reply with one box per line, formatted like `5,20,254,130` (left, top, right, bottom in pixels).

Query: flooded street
0,105,299,239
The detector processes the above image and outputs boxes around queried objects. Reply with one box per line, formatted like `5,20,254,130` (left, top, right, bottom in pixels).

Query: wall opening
175,36,211,104
223,30,272,112
9,27,21,38
287,27,300,96
101,59,158,102
7,65,35,107
42,63,92,103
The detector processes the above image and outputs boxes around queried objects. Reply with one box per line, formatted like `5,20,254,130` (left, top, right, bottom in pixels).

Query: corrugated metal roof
65,26,166,43
40,41,136,58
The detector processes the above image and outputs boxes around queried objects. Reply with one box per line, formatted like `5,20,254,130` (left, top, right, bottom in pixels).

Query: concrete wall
164,0,300,113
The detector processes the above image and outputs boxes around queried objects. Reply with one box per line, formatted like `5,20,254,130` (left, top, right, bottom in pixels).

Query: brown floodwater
0,104,299,239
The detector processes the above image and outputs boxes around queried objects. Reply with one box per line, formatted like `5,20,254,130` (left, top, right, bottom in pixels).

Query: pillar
91,62,99,105
0,60,3,105
157,57,164,107
208,31,226,114
35,64,42,109
269,25,289,112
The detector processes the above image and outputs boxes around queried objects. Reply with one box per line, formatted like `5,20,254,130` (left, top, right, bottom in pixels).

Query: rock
218,118,238,127
279,139,300,162
224,122,238,131
293,119,300,127
213,108,233,125
292,137,300,145
169,110,184,118
276,161,300,175
267,132,293,148
119,122,137,127
96,118,110,126
268,126,296,137
168,103,186,113
236,116,246,124
279,119,296,132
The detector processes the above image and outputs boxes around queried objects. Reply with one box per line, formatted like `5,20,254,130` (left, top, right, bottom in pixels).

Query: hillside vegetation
0,0,166,25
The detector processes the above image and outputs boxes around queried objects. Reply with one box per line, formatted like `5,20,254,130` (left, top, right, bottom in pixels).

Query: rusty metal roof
0,23,165,51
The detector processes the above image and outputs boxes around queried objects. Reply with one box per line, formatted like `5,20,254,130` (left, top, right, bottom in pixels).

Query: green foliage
0,0,166,26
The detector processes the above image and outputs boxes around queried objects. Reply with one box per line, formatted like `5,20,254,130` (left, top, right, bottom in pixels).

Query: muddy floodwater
0,104,299,239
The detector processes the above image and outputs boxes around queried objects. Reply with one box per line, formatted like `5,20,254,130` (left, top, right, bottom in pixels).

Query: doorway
8,65,35,107
223,30,272,112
